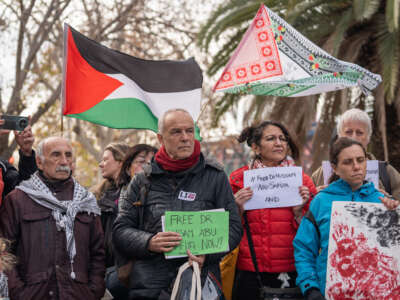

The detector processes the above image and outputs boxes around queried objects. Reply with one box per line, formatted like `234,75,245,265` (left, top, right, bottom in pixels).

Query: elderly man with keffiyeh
0,136,105,300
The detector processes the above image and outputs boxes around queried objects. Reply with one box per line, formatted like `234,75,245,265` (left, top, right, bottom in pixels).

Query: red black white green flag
62,24,203,135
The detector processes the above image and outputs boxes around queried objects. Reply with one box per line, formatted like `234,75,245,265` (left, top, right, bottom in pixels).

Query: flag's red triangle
63,27,122,115
213,5,283,92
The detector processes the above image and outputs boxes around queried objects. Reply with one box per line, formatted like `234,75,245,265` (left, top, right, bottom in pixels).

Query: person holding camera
0,118,37,200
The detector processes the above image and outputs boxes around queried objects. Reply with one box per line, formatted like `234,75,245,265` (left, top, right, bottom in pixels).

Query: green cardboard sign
164,211,229,257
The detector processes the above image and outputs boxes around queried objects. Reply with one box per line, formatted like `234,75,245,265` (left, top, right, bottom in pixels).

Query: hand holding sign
243,166,303,210
148,232,182,253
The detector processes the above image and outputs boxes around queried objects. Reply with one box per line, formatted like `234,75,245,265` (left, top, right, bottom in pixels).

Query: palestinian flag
62,24,203,136
214,5,381,97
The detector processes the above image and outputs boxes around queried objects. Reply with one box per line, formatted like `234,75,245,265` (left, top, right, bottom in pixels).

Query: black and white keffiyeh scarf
16,172,100,279
0,272,8,298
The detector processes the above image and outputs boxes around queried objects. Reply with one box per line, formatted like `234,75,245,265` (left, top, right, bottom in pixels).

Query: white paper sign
326,202,400,299
243,166,303,210
322,160,379,188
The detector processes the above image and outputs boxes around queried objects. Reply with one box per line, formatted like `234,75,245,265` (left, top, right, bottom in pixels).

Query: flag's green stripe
66,97,201,140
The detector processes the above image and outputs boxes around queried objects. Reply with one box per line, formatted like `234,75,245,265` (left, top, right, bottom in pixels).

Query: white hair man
0,136,106,300
113,108,242,300
312,108,400,199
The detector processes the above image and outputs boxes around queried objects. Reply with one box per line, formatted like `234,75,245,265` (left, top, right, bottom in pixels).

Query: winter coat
112,154,243,299
0,174,106,300
312,152,400,199
97,184,120,268
0,150,37,199
293,179,383,296
229,165,316,273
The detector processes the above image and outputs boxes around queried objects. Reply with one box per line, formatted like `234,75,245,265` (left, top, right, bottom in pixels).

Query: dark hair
116,144,158,187
328,137,366,183
237,121,299,161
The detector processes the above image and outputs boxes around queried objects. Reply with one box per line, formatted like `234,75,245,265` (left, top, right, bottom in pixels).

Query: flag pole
61,115,64,137
196,100,209,123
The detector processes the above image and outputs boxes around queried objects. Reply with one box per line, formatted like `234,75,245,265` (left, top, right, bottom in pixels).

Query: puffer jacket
293,179,383,296
112,154,242,299
230,165,316,273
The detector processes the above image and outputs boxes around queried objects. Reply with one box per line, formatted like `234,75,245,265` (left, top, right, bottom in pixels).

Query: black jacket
0,150,37,198
112,154,243,299
98,183,120,268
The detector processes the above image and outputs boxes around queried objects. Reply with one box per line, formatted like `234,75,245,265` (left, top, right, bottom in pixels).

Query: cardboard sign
322,160,379,188
326,202,400,299
243,166,303,210
163,210,229,258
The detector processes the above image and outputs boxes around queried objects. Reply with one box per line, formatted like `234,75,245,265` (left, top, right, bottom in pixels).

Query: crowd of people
0,107,399,300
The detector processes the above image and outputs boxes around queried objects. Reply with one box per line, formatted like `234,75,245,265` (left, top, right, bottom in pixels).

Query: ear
251,143,259,155
36,155,44,171
331,163,338,175
157,133,164,146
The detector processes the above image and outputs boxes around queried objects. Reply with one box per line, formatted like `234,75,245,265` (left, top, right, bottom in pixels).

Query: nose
59,154,68,165
99,161,104,168
181,131,189,141
274,137,283,145
353,160,361,170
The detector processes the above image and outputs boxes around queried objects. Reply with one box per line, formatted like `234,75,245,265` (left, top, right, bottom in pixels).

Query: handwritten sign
243,166,303,210
163,211,229,258
322,160,379,188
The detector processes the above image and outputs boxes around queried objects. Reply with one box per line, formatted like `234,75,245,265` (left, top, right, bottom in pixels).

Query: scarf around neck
155,140,201,172
251,156,296,169
16,172,100,279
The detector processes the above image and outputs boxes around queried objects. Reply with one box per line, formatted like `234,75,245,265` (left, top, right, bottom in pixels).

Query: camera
0,115,29,131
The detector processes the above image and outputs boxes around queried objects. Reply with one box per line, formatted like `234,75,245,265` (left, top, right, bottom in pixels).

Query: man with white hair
0,136,106,300
113,108,242,300
312,108,400,199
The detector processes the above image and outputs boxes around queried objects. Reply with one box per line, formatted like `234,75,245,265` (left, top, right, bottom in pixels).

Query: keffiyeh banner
214,5,381,97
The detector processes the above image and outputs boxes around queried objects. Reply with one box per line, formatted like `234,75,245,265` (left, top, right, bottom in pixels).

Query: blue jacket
293,179,383,295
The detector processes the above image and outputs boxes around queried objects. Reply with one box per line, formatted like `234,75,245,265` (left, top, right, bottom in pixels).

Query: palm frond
376,17,400,102
353,0,380,21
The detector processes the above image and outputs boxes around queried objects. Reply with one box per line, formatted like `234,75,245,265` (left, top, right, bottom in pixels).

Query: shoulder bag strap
243,212,264,289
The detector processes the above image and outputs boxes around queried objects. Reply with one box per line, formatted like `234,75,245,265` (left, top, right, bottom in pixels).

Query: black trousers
233,270,297,300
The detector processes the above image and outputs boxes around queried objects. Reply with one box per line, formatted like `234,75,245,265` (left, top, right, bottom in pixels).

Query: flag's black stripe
69,25,202,93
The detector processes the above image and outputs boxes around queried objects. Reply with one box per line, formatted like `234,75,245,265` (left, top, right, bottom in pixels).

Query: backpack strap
378,161,392,195
304,210,320,240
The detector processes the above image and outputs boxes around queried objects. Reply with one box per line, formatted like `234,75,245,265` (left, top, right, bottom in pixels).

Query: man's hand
148,232,181,253
187,249,205,269
14,117,34,156
0,119,10,136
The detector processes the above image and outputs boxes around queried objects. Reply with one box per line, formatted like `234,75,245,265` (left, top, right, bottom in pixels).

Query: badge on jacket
178,190,196,201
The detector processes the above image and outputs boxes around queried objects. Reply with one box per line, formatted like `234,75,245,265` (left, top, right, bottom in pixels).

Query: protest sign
326,202,400,299
243,166,302,210
322,160,379,188
163,210,229,258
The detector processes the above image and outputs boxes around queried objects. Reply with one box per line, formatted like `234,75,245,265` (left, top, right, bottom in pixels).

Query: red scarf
155,140,201,172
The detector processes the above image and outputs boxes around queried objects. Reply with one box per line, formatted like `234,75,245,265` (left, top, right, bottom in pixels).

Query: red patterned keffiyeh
250,156,296,169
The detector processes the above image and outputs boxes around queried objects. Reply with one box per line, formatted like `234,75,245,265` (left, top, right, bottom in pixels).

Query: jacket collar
322,178,376,197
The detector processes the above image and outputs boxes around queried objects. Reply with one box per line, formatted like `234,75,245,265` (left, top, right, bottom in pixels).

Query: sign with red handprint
326,202,400,299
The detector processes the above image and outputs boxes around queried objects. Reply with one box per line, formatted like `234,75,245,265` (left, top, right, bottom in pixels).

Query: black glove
305,288,326,300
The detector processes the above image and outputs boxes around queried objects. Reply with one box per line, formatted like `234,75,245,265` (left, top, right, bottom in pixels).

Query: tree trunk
371,103,400,171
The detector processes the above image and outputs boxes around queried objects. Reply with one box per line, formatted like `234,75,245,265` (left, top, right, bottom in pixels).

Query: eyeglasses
264,135,289,143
